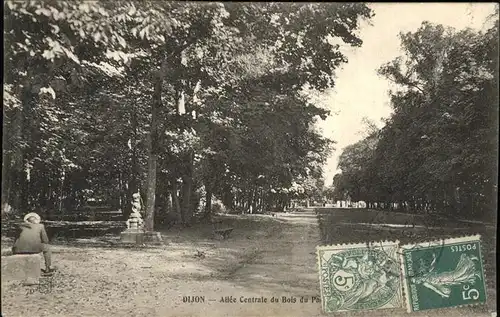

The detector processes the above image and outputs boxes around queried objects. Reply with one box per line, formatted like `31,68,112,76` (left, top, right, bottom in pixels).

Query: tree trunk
126,109,140,219
262,193,267,212
204,183,212,216
1,153,12,215
145,154,157,231
118,171,124,211
1,91,12,214
58,168,65,212
246,189,253,214
171,181,183,223
12,114,26,213
167,190,173,213
144,73,162,232
181,178,193,225
251,188,257,214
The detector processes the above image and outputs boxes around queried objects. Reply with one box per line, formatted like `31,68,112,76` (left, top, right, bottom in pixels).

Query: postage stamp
400,234,487,312
316,241,402,313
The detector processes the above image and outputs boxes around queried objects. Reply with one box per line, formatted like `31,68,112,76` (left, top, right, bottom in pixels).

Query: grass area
316,208,497,312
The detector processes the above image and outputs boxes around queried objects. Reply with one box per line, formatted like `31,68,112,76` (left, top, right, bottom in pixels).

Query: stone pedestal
120,229,145,244
143,231,163,244
1,254,41,283
120,230,163,244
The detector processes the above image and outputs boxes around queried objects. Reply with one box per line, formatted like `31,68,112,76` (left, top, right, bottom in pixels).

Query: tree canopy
332,19,498,219
3,2,373,227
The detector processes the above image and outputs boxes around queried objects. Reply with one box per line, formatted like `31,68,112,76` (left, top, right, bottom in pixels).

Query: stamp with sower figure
400,234,487,312
316,241,403,313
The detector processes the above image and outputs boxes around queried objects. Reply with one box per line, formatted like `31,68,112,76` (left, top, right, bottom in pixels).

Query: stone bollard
1,253,41,283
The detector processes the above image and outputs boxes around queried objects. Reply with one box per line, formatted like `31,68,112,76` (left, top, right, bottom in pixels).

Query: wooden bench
211,219,233,240
211,219,223,227
213,228,234,240
263,211,277,217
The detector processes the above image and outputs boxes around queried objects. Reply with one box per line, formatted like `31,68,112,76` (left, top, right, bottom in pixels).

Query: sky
318,2,498,185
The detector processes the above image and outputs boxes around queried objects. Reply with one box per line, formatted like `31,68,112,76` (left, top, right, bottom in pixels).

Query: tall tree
334,17,498,218
3,2,374,230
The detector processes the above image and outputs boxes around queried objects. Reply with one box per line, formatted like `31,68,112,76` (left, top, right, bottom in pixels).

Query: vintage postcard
2,2,497,317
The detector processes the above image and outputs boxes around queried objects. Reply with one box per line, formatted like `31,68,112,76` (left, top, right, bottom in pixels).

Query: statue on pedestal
126,192,144,230
121,192,145,244
120,191,163,244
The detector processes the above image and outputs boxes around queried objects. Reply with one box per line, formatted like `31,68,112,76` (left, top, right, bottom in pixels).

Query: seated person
12,212,56,273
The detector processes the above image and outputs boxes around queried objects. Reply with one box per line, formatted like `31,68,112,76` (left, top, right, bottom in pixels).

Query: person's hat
23,212,41,223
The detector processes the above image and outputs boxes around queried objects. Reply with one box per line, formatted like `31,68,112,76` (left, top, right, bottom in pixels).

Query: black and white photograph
1,2,498,317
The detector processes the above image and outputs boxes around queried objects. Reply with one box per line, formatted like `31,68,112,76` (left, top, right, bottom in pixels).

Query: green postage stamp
400,234,487,312
316,241,403,313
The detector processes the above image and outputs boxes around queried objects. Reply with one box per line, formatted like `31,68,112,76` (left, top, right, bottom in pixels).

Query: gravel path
1,209,496,317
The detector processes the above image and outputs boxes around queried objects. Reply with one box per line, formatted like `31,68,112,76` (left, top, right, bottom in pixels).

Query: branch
408,82,425,94
385,75,425,95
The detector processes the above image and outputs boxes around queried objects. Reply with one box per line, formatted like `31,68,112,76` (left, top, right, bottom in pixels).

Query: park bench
263,211,277,217
1,253,41,283
214,228,234,240
211,219,233,240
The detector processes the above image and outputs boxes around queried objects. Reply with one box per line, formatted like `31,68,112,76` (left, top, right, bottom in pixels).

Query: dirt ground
1,209,497,317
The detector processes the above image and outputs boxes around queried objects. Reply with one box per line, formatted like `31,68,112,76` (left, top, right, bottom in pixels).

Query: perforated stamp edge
399,234,486,313
316,240,401,252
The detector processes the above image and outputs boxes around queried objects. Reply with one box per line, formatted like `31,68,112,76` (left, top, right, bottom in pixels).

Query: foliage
333,19,498,219
3,2,373,225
